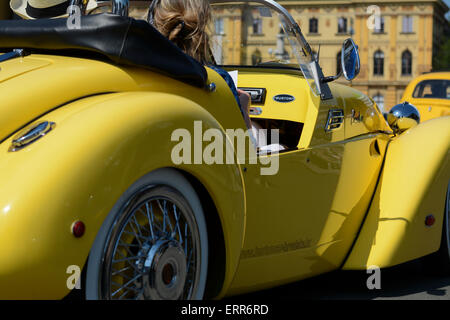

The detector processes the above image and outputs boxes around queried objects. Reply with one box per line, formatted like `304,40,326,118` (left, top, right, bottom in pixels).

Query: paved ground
65,258,450,300
229,259,450,300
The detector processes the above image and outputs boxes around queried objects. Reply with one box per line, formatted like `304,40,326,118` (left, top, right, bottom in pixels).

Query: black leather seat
0,13,207,88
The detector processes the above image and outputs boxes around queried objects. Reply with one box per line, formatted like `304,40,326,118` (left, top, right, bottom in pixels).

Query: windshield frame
209,0,332,100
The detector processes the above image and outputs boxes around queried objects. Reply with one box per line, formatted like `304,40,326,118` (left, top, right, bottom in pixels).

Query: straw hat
10,0,98,19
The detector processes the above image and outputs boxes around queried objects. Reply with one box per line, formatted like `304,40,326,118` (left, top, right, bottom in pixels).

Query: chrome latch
9,121,55,152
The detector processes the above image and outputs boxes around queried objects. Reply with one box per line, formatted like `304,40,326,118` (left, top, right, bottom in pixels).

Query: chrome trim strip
69,0,87,15
72,0,129,16
111,0,129,16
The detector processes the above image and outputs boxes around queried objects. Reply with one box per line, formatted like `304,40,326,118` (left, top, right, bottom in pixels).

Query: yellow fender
344,116,450,269
0,92,246,299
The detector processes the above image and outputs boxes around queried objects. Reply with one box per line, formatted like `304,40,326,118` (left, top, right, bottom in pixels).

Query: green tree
433,36,450,71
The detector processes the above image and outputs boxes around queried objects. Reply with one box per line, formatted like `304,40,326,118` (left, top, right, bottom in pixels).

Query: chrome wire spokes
103,195,199,300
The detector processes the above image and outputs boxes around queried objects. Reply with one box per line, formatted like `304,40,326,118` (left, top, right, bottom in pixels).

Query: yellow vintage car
0,0,449,300
401,72,450,122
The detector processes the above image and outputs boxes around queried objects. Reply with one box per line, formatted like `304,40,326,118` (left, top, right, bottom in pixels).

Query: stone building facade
210,0,449,111
16,0,446,111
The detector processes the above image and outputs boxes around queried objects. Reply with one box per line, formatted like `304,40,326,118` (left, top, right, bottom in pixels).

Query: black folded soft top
0,14,208,87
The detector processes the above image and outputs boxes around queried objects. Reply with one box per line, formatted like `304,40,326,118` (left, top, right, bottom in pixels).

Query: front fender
0,92,245,299
344,116,450,269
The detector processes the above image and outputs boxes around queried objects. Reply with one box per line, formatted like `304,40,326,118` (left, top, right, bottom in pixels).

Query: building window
253,18,263,35
374,16,385,33
214,18,225,35
373,94,385,113
336,51,342,75
402,16,413,33
251,49,262,66
309,18,318,34
338,17,348,33
401,50,412,75
373,50,384,76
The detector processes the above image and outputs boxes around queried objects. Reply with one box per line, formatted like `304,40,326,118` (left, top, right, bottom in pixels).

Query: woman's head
151,0,211,63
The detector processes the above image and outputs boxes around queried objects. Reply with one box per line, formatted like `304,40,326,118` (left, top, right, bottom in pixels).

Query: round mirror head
341,38,361,81
387,101,421,134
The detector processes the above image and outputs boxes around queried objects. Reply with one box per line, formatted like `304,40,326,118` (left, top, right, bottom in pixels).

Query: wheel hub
137,239,187,300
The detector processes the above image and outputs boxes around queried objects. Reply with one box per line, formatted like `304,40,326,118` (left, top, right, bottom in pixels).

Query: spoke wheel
101,187,201,300
86,169,208,300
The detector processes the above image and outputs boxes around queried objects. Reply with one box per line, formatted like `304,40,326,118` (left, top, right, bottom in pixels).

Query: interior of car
88,1,309,153
413,79,450,99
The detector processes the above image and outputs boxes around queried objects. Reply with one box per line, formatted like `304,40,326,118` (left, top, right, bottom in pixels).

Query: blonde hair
153,0,211,63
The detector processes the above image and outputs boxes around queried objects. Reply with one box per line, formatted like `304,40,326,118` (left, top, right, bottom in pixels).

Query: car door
227,96,388,295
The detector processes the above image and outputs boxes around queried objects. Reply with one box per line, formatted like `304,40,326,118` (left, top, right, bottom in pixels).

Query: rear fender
0,92,245,299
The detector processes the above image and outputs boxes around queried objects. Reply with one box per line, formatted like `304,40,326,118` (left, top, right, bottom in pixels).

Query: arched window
251,49,262,66
337,51,342,75
373,94,385,113
373,50,384,76
309,18,318,34
401,50,412,76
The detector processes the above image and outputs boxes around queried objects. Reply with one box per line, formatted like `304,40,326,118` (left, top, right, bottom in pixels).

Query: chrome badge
273,94,295,103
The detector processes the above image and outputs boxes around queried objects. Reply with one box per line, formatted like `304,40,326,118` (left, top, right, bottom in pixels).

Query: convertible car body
0,0,449,300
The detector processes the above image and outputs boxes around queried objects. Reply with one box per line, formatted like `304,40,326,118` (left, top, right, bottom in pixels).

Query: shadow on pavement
227,259,450,300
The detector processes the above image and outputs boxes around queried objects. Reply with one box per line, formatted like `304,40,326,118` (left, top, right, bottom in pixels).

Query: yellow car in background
402,72,450,122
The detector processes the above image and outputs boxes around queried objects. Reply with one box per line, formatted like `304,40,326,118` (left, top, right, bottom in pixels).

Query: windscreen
209,1,320,96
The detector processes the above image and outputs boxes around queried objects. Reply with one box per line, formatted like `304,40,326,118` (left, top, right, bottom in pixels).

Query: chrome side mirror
341,38,360,81
387,101,421,134
321,38,361,83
